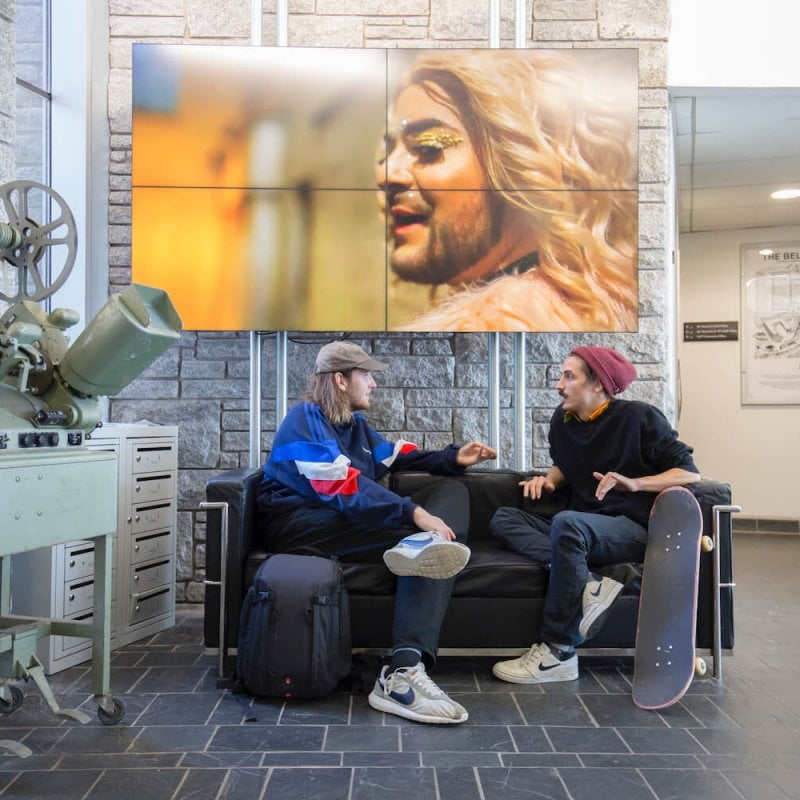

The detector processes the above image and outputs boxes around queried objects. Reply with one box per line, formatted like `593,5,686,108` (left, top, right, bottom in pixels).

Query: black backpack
235,553,352,698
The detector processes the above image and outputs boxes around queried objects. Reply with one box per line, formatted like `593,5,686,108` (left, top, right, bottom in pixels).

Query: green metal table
0,448,124,750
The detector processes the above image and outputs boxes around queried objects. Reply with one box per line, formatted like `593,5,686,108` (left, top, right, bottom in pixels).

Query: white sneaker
383,532,470,579
492,642,579,684
368,663,468,724
579,575,624,640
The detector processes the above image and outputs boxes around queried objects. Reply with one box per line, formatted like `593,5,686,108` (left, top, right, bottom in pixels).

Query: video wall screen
132,45,638,332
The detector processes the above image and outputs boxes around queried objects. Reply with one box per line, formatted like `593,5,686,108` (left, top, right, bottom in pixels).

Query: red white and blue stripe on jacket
261,402,461,528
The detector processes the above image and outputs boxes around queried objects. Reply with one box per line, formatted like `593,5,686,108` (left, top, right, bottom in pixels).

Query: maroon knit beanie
571,347,637,396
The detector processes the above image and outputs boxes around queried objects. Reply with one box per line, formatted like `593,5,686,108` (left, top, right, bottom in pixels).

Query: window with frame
2,0,51,312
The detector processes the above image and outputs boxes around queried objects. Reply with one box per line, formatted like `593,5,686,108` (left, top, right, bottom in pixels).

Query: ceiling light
770,188,800,200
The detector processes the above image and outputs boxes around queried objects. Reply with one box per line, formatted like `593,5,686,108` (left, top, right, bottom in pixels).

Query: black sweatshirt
548,400,699,527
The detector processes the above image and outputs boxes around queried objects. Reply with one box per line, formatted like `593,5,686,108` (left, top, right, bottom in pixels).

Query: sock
389,647,422,673
547,642,575,660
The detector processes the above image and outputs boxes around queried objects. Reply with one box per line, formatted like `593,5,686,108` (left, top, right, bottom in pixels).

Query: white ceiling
672,88,800,233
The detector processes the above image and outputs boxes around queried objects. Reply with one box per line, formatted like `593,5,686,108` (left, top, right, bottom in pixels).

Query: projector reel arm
0,180,77,304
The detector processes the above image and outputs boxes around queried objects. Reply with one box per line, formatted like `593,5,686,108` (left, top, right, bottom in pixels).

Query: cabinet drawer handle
69,593,75,601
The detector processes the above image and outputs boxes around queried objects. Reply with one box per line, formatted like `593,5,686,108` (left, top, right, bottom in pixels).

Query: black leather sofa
203,468,735,671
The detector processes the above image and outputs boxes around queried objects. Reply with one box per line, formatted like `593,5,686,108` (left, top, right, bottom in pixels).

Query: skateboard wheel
694,657,707,677
701,536,714,552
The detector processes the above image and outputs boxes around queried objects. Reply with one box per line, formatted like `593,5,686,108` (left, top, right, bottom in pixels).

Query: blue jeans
490,507,648,646
265,478,470,664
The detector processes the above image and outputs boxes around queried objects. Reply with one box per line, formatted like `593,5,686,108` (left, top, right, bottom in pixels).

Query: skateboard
632,486,713,710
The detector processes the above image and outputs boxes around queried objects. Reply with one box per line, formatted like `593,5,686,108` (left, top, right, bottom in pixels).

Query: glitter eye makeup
411,127,465,152
378,118,466,166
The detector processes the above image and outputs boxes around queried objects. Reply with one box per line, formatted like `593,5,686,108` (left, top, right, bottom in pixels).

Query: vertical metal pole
514,0,526,46
512,334,527,470
273,1,289,430
487,333,501,468
248,0,290,470
251,0,263,43
275,334,288,426
249,331,262,467
248,2,264,470
276,0,289,46
511,0,528,471
485,1,502,466
488,0,501,48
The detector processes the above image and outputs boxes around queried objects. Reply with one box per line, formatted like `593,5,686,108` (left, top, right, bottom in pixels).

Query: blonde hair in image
304,371,355,426
394,50,638,331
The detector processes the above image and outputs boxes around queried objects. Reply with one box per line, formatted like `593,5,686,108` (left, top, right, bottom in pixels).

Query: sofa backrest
389,469,570,541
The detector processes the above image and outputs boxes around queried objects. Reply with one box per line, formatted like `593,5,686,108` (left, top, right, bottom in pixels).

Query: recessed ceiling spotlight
770,188,800,200
758,248,774,256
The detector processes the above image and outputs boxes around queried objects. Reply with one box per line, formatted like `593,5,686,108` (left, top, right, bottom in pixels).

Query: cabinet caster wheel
694,657,707,677
701,536,714,553
97,698,126,726
0,685,23,714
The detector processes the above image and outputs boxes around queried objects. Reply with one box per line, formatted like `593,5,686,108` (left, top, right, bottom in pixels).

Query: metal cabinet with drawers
93,425,178,646
10,424,178,673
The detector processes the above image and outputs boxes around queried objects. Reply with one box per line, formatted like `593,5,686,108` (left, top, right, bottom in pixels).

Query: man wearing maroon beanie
490,346,700,684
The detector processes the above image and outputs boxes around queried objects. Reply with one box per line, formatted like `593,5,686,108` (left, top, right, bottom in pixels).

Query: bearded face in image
376,82,506,285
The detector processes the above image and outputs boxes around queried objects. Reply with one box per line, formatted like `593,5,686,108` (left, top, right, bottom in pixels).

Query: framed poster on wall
741,242,800,404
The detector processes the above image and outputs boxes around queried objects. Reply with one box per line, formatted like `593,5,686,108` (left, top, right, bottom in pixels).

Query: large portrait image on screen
132,46,638,332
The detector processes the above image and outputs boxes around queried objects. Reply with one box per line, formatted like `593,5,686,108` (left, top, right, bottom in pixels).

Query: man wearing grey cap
490,347,701,685
257,340,496,724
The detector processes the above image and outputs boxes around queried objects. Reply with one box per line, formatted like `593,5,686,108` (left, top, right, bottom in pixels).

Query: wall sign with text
683,321,739,342
741,242,800,404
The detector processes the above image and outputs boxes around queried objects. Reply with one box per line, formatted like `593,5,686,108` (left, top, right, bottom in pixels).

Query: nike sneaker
368,663,468,724
382,531,470,579
579,575,624,640
492,642,579,684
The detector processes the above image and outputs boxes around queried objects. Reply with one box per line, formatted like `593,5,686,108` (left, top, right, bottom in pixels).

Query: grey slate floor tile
0,533,796,800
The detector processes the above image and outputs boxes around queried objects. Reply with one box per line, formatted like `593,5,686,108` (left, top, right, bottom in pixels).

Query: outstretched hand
593,471,639,500
456,441,497,466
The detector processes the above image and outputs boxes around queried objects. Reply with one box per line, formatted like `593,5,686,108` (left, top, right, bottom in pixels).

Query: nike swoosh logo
539,662,563,671
590,585,602,598
401,536,434,549
390,688,415,705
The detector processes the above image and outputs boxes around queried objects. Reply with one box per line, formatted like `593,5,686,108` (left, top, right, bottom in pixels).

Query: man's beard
390,194,504,285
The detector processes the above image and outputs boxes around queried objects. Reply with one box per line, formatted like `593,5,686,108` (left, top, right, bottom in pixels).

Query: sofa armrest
203,466,263,649
688,479,734,650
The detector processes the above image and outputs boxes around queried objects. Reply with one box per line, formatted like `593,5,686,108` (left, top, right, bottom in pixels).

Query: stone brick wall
104,0,673,603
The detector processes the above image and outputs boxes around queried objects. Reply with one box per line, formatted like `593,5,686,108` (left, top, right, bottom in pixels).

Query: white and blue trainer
382,532,470,580
368,663,468,724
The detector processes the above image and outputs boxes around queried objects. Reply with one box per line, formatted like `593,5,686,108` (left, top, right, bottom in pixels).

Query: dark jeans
490,507,648,646
265,478,470,663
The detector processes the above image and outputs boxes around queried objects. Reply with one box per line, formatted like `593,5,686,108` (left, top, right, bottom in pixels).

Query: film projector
0,180,181,742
